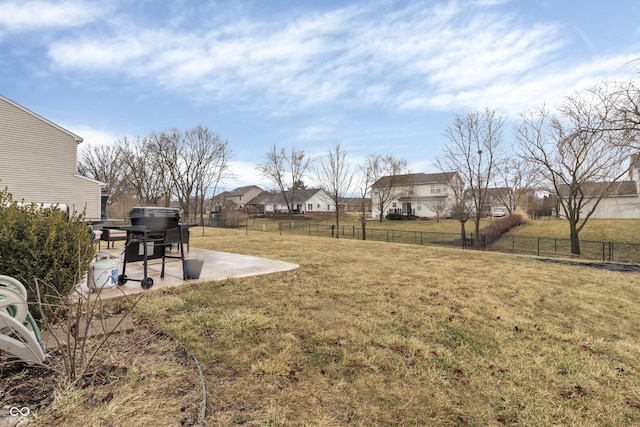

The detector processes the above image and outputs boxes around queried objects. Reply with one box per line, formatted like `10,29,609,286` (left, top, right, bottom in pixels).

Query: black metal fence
231,218,640,265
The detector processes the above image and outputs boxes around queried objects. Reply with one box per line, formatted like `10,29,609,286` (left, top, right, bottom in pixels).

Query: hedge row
480,213,525,245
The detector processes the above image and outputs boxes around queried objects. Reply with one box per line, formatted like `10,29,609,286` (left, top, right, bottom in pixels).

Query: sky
2,0,640,192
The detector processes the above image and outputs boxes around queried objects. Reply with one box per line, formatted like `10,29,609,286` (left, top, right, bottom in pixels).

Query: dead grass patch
2,323,202,426
127,228,640,425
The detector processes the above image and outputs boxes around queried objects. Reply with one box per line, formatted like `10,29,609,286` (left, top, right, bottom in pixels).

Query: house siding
371,172,461,219
0,96,103,220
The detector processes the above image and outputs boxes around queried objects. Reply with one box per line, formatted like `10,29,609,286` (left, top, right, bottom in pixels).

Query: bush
386,213,403,220
481,213,524,246
0,188,95,321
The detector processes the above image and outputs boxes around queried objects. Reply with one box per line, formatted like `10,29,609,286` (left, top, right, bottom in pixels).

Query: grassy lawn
502,218,640,243
131,227,640,426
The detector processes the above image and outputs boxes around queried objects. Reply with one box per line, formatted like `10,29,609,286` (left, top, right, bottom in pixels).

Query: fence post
279,221,282,235
602,242,605,262
609,241,614,262
537,238,540,257
245,218,248,235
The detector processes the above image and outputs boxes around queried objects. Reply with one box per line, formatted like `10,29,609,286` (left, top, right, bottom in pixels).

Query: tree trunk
460,221,467,249
569,221,581,255
361,217,367,241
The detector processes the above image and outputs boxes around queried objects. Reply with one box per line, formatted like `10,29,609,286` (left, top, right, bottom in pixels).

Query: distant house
558,156,640,219
244,190,272,215
212,185,263,212
0,95,104,221
340,197,372,214
262,189,335,214
483,187,512,216
371,172,462,219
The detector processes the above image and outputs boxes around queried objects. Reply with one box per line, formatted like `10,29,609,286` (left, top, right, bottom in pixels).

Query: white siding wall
570,196,640,219
0,97,102,220
305,192,334,212
372,183,456,219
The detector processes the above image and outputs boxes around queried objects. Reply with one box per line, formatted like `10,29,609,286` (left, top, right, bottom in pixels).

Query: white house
557,156,640,219
371,172,462,220
0,95,104,221
262,189,335,214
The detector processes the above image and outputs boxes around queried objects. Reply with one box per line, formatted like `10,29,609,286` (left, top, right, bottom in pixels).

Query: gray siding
0,96,103,220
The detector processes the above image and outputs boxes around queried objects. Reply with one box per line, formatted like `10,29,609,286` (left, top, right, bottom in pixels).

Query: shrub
386,213,403,220
0,188,95,321
481,213,524,246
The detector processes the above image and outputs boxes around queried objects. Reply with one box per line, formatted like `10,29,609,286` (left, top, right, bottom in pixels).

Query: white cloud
0,0,106,31
227,160,271,190
35,0,640,117
64,124,119,146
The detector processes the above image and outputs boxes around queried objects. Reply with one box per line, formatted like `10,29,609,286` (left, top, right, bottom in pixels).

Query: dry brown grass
32,327,202,426
127,228,640,426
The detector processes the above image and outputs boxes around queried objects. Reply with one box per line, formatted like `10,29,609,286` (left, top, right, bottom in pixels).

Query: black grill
106,207,188,290
129,207,180,234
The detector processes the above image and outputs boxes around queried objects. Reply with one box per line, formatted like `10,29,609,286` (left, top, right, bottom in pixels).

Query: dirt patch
1,320,203,426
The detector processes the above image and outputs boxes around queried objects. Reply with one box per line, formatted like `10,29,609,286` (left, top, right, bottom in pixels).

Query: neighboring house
0,95,104,221
212,185,263,211
371,172,462,219
340,197,372,214
263,188,335,214
483,187,512,216
558,156,640,219
245,190,274,215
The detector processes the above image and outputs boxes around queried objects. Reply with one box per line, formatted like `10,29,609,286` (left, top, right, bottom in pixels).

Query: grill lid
129,207,180,232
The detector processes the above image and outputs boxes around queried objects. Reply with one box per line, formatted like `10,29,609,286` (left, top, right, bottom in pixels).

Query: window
307,204,313,210
392,202,397,208
430,184,442,194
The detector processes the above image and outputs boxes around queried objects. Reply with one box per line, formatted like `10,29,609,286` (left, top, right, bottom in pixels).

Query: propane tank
88,253,118,292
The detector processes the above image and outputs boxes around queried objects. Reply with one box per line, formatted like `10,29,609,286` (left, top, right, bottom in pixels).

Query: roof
0,94,83,143
373,172,458,187
262,188,325,205
227,185,262,197
558,181,637,198
246,191,273,205
339,197,370,207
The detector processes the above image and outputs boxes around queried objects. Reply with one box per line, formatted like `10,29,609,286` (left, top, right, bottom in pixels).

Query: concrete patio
82,245,299,298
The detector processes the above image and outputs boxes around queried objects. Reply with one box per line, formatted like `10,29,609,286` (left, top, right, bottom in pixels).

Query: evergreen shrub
0,188,95,321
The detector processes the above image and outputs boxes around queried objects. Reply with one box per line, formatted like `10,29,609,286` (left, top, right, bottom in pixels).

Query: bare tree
256,145,311,213
426,197,449,222
367,154,408,222
436,108,505,248
117,136,167,206
515,85,631,254
491,157,540,215
77,143,126,207
153,126,232,223
357,160,375,240
186,125,233,226
316,142,353,238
